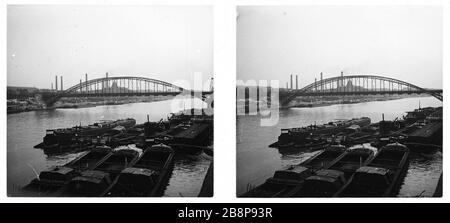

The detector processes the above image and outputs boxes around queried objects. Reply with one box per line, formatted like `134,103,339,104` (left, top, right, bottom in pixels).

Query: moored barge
57,149,140,197
65,147,113,171
270,117,371,148
285,146,375,197
34,118,136,149
327,146,375,176
21,166,77,196
301,145,347,170
21,147,113,196
241,166,313,197
335,142,410,197
240,145,347,197
105,144,175,197
290,169,347,197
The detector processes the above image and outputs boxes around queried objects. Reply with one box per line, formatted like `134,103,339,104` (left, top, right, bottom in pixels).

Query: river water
7,98,212,197
237,97,443,197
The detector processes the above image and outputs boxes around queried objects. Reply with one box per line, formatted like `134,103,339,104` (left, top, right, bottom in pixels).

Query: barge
105,144,175,197
57,149,140,197
21,166,78,196
327,146,375,176
300,145,347,170
240,145,347,197
270,117,371,148
285,146,375,197
156,122,213,155
34,118,136,149
21,147,113,196
335,142,410,197
241,166,313,197
65,147,113,171
291,169,347,197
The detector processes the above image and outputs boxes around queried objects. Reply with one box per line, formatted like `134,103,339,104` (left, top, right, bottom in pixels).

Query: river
237,97,442,197
7,98,211,197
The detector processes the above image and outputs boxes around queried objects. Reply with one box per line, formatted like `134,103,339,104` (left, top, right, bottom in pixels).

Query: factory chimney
290,74,293,90
85,73,88,93
320,72,323,91
105,72,108,92
314,78,317,91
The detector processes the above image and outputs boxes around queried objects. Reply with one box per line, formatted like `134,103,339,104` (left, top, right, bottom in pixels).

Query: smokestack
290,74,293,89
55,75,58,91
85,73,88,93
51,83,53,91
286,82,288,89
320,72,323,91
296,75,298,90
105,72,109,92
80,79,82,93
315,78,317,91
60,76,63,91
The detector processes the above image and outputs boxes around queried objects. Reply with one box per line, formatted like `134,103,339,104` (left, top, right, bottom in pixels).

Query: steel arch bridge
64,76,185,96
42,76,213,106
281,74,443,106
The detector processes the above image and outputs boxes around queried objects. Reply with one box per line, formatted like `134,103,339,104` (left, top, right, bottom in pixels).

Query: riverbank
284,94,429,109
7,95,172,115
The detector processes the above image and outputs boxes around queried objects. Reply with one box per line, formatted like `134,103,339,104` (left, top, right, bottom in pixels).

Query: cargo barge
241,145,347,197
22,147,114,196
269,117,371,148
335,142,410,197
34,118,136,149
105,144,175,197
56,149,140,197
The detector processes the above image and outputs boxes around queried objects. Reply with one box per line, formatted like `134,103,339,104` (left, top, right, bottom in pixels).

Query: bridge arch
40,75,215,107
282,74,442,105
64,76,185,94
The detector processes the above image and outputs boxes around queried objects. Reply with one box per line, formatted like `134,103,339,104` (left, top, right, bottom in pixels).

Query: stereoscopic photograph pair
7,5,442,198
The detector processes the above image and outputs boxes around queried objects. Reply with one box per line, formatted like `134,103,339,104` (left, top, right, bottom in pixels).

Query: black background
1,203,447,222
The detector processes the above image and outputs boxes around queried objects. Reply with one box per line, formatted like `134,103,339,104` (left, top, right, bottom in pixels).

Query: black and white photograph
2,0,450,212
7,5,213,197
237,6,443,197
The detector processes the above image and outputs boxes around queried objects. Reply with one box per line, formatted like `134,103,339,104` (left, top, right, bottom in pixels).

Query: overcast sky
237,6,442,89
7,5,213,90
